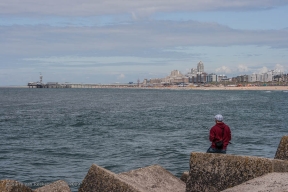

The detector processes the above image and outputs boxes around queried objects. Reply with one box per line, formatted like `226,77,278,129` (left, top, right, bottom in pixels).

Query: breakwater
1,135,287,192
27,82,140,88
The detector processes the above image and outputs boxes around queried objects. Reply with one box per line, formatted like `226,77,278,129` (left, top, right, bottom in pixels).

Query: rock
221,172,288,192
275,135,288,160
180,172,189,183
118,164,185,192
272,159,288,172
78,164,143,192
78,164,185,192
186,152,288,192
0,179,33,192
34,180,71,192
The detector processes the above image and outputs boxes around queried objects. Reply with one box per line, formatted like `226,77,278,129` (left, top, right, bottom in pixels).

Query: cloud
1,21,288,61
1,0,287,16
215,66,232,74
257,66,269,74
274,64,286,73
237,64,249,72
118,73,125,79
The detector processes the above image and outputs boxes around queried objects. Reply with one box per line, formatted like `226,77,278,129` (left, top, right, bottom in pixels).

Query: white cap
215,114,223,122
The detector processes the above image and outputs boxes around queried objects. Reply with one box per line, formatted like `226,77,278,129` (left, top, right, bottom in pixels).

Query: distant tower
39,73,43,83
197,61,204,73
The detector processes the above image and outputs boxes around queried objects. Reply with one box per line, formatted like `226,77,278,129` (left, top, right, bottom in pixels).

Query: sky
1,0,288,85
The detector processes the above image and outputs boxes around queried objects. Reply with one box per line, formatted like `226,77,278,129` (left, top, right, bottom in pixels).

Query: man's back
207,114,232,154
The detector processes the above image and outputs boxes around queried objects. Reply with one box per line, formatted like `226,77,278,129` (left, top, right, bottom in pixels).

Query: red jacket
209,122,231,150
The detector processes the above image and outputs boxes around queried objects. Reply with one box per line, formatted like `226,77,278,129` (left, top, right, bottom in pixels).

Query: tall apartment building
197,61,204,73
207,73,218,82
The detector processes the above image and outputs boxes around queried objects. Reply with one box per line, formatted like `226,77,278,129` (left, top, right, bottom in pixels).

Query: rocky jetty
0,135,287,192
78,164,185,192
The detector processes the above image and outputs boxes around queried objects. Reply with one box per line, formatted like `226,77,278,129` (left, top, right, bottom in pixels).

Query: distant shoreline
168,86,288,91
1,85,288,91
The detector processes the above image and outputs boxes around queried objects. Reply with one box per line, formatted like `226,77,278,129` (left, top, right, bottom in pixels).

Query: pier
27,73,141,88
27,82,140,88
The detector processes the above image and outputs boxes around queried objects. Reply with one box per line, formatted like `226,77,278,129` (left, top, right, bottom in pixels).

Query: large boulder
78,164,185,192
221,172,288,192
275,135,288,160
180,172,189,183
186,152,288,192
34,180,71,192
118,164,185,192
78,164,141,192
0,180,33,192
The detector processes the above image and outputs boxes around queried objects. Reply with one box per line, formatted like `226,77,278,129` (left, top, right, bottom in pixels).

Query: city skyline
147,61,286,86
1,1,288,86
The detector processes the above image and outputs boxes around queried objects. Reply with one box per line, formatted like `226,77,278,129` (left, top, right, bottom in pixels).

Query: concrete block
186,152,273,192
118,164,186,192
275,135,288,160
221,172,288,192
272,159,288,172
34,180,71,192
0,180,33,192
78,164,185,192
78,164,142,192
180,172,189,183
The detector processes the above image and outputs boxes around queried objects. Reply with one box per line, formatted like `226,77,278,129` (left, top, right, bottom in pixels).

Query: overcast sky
1,0,288,85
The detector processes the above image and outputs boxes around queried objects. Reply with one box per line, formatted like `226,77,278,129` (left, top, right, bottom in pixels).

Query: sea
0,88,287,191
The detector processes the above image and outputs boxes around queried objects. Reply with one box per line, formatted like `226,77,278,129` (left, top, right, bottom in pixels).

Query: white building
256,74,263,82
191,68,197,74
248,74,257,82
207,73,218,82
164,70,189,84
197,61,204,73
217,75,228,82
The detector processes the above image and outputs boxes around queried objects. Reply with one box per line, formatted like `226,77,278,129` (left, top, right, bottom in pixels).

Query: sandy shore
138,86,288,91
189,86,288,91
1,85,288,91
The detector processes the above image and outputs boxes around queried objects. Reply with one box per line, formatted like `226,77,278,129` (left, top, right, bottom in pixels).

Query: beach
189,85,288,91
137,85,288,91
1,85,288,91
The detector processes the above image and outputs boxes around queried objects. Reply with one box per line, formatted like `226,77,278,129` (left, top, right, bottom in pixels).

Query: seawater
0,88,287,191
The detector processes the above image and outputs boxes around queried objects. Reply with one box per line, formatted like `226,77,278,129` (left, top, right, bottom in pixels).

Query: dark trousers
206,147,226,154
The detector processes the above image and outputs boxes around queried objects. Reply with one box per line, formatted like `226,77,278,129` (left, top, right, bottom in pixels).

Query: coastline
180,86,288,91
1,85,288,91
131,85,288,91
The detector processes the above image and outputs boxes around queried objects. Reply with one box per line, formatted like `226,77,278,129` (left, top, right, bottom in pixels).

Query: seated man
207,114,231,154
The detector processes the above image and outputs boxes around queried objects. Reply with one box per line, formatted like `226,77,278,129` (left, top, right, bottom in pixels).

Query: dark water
0,88,287,191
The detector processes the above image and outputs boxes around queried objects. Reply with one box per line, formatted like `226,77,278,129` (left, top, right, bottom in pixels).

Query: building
197,61,204,73
207,73,218,82
248,74,257,82
217,75,228,82
156,70,188,85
